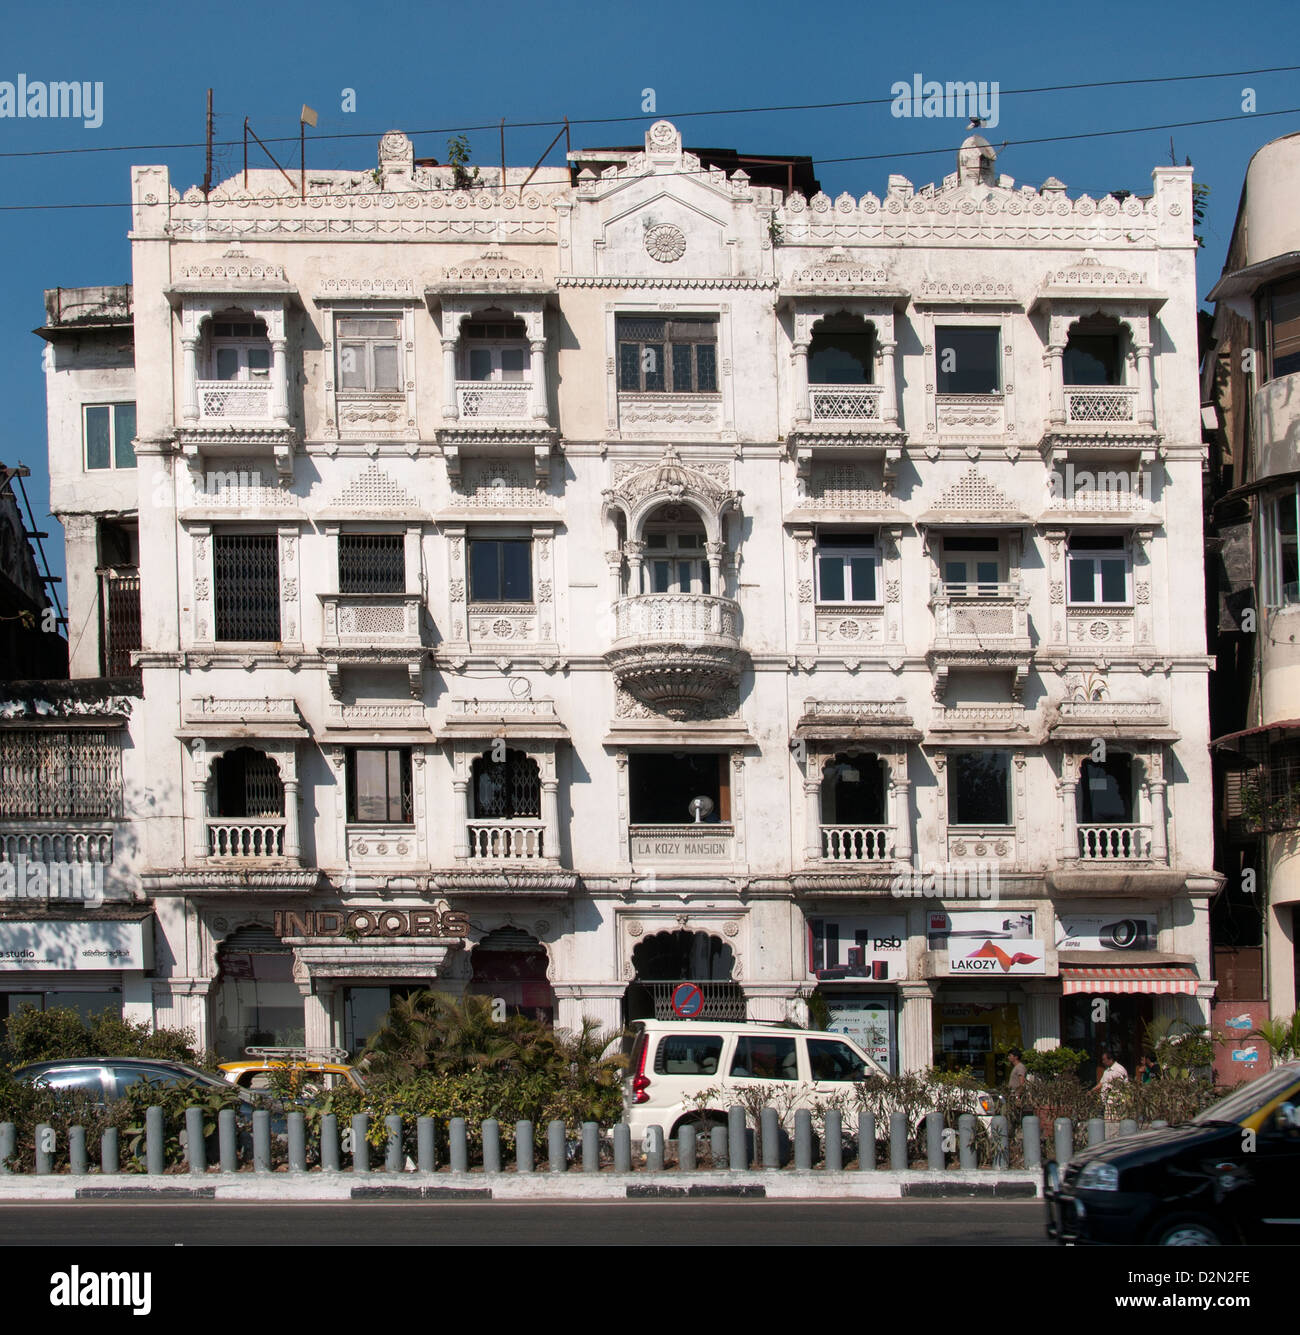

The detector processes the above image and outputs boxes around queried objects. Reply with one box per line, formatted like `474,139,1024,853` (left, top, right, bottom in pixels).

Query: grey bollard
218,1109,237,1173
417,1117,436,1174
351,1114,370,1173
1054,1116,1073,1166
583,1121,601,1173
710,1122,728,1169
925,1111,945,1170
1087,1117,1105,1147
0,1122,14,1172
547,1119,566,1172
889,1112,909,1171
320,1114,340,1173
146,1107,164,1175
1151,1119,1168,1129
858,1112,876,1171
101,1127,118,1175
762,1107,781,1169
1120,1118,1139,1138
288,1112,306,1173
35,1122,54,1175
185,1108,205,1174
990,1115,1010,1170
1022,1115,1042,1170
644,1124,664,1173
727,1105,748,1170
449,1118,469,1174
794,1109,813,1172
613,1124,631,1174
825,1110,843,1172
514,1121,532,1174
70,1126,87,1176
958,1113,977,1170
252,1110,271,1173
482,1119,501,1174
385,1115,403,1173
678,1124,697,1172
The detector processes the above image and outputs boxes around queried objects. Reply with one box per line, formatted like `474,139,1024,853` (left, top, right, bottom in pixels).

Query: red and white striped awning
1060,966,1199,996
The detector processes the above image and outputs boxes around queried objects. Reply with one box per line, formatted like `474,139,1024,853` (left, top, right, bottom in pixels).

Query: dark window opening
1260,275,1300,382
808,313,874,384
1064,329,1123,386
211,748,284,819
629,752,728,824
820,753,886,824
948,751,1011,825
1078,754,1135,823
471,748,540,819
339,534,405,594
213,533,280,642
468,539,532,602
935,326,1000,395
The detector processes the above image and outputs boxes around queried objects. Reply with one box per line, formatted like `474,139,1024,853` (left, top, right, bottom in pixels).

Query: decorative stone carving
644,223,687,263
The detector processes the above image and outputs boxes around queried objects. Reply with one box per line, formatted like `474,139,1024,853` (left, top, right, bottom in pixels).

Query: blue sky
3,0,1299,609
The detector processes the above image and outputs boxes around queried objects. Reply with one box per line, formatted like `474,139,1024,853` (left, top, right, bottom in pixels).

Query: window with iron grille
0,729,123,820
100,568,141,676
347,748,413,824
213,534,280,642
339,534,405,594
210,747,285,818
471,749,540,818
617,316,718,393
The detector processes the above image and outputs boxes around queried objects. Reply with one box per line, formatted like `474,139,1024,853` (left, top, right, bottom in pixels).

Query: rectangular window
0,729,123,820
1265,485,1300,606
84,403,137,470
653,1033,724,1076
1063,333,1122,386
807,1037,869,1082
729,1035,799,1081
948,751,1011,825
338,534,405,594
347,748,413,824
942,535,1002,594
336,316,402,392
1067,534,1131,605
815,533,878,603
628,751,729,824
213,533,280,642
617,316,718,393
935,326,1001,395
468,539,532,602
1261,275,1300,382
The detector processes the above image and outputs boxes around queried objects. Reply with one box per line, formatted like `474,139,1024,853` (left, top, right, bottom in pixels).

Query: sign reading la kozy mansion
18,119,1217,1070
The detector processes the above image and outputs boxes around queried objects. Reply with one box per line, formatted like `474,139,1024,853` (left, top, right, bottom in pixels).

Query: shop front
806,911,905,1073
0,908,153,1026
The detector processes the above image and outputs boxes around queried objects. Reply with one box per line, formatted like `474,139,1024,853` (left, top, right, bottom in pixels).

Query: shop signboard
807,915,907,981
825,994,896,1073
0,918,150,971
928,910,1045,976
1055,914,1157,953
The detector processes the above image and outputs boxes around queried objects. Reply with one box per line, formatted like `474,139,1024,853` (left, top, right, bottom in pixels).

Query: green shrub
3,1006,202,1070
1022,1046,1090,1078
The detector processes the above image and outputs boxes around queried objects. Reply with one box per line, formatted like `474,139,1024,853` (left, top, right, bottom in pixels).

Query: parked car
219,1046,366,1097
11,1057,256,1104
623,1019,887,1140
1044,1061,1300,1245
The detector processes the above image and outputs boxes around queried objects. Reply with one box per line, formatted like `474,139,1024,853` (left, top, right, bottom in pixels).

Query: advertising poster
927,910,1045,976
807,915,907,981
826,995,896,1073
1055,914,1157,952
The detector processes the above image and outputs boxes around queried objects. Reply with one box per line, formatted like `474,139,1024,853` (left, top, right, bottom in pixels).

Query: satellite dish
688,795,714,823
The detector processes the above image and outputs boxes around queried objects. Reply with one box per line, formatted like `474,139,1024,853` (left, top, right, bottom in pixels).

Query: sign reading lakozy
273,908,469,939
928,910,1046,976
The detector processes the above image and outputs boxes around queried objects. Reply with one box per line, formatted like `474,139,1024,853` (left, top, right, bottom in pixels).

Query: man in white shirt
1091,1048,1128,1096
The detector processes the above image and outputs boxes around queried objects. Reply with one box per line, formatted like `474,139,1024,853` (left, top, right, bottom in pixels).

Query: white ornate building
16,121,1217,1077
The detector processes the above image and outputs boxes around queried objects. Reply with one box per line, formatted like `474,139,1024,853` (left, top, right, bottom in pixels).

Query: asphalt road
0,1199,1049,1246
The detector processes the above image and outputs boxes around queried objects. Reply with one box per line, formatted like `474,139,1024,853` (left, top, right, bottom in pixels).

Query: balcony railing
456,381,532,420
467,819,546,860
196,380,273,421
931,583,1030,647
1064,385,1138,425
1076,823,1152,861
320,593,423,650
808,385,883,423
821,825,893,861
613,592,740,643
0,827,113,864
207,819,286,860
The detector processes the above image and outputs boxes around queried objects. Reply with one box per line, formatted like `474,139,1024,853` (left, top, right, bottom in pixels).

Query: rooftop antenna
300,104,318,199
202,88,214,198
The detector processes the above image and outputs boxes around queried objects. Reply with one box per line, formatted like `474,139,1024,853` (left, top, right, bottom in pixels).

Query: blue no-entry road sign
671,982,705,1017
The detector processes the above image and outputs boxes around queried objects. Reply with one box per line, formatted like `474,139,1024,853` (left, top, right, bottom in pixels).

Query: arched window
207,311,270,382
641,503,710,594
1078,754,1135,824
209,747,284,818
820,753,886,824
471,748,540,819
808,313,874,385
1064,316,1125,386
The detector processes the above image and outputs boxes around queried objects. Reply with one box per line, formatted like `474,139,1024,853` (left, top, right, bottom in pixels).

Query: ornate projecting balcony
466,818,548,861
927,582,1032,699
319,593,427,697
1041,385,1160,465
455,381,532,421
809,385,883,423
1076,823,1153,862
1065,386,1138,425
196,381,272,421
604,592,744,717
206,818,287,861
821,824,894,861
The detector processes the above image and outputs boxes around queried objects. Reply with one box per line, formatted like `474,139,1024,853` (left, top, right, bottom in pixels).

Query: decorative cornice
557,276,777,289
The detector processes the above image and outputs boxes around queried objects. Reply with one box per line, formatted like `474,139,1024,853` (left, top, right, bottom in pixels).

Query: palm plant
1248,1012,1300,1066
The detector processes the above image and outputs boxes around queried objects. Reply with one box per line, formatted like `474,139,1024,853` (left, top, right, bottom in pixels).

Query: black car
1045,1062,1300,1245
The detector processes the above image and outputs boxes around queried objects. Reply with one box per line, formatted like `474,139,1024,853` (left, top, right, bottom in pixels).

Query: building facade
1205,130,1300,1073
27,121,1217,1077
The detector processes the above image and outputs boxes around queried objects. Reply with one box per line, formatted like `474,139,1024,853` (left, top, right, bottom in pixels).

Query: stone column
1061,756,1079,861
1047,342,1066,426
541,779,560,864
706,540,726,597
1023,984,1061,1052
554,985,624,1035
529,339,548,421
878,338,899,425
745,984,798,1024
303,985,336,1050
1134,341,1155,427
453,778,471,858
182,336,200,423
804,763,823,862
282,778,301,862
1148,777,1168,864
898,982,935,1074
441,337,459,420
890,759,912,864
792,341,811,424
270,337,289,424
624,540,646,596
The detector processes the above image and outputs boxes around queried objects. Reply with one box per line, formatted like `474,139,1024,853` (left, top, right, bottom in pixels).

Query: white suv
623,1019,888,1139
